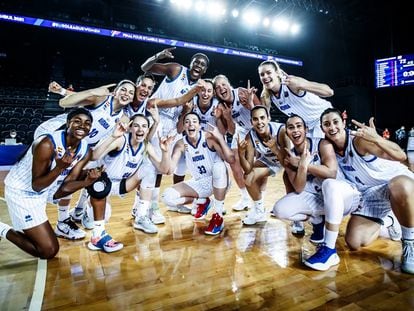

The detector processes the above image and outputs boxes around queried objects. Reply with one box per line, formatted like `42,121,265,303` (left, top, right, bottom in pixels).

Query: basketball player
0,108,101,258
140,47,210,214
213,75,261,212
34,80,136,238
161,112,234,235
237,106,286,225
273,114,361,271
258,59,334,235
320,108,414,274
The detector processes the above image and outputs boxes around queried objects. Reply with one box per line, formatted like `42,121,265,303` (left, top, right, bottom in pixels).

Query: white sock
76,188,88,209
324,228,338,249
57,204,70,222
152,187,160,206
0,222,12,239
214,199,225,216
136,200,150,218
92,220,105,238
134,190,140,206
240,187,249,200
254,199,264,213
401,225,414,240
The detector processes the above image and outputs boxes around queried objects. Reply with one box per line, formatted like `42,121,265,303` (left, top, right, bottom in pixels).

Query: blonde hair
258,60,283,109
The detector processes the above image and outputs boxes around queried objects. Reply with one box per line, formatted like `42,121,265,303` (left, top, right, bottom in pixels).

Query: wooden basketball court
0,171,413,310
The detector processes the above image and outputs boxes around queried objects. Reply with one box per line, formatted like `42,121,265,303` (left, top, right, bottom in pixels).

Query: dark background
0,0,412,133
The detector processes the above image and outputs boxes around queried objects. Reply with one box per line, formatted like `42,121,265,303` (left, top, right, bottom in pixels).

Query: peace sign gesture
351,117,380,144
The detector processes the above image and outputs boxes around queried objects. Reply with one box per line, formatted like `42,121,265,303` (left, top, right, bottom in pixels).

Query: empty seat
18,118,31,125
4,124,17,131
17,124,29,131
29,123,39,131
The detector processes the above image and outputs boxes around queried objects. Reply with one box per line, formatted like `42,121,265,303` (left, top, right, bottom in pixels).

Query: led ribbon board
0,12,303,66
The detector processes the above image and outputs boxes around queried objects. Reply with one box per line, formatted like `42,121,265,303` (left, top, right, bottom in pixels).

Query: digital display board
375,54,414,88
0,12,303,66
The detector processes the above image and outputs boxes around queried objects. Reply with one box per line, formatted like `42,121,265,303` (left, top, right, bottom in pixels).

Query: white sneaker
55,218,86,240
191,201,197,216
81,209,94,230
168,205,191,214
386,214,402,241
150,203,165,224
232,198,250,211
242,209,267,225
134,216,158,234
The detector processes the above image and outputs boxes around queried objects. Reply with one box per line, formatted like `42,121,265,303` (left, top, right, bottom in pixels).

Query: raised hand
237,134,248,154
263,137,281,158
86,166,103,184
350,117,381,143
113,117,131,138
48,81,64,94
147,104,160,123
156,47,176,60
90,83,117,97
55,146,75,170
158,132,174,152
283,147,300,168
206,122,221,138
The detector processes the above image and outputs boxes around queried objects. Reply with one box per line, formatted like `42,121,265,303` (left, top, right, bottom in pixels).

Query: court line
0,196,5,202
29,259,47,311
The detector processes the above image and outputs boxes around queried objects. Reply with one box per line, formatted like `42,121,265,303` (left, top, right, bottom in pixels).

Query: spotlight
231,9,239,18
290,23,300,35
263,17,270,27
242,9,260,26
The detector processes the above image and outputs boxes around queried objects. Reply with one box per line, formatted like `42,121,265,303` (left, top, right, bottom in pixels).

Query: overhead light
263,17,270,27
231,9,239,18
242,9,260,26
290,23,300,35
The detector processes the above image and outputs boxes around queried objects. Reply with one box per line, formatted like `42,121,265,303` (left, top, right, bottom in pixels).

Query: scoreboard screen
375,54,414,88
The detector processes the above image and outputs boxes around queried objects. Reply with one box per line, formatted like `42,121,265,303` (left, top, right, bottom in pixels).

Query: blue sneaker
304,244,340,271
205,213,224,236
401,239,414,274
310,220,325,244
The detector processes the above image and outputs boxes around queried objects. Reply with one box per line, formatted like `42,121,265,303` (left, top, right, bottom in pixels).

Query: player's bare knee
389,175,414,203
38,241,60,259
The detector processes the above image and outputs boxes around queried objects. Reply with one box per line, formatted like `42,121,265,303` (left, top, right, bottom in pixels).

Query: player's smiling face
321,112,346,146
259,64,281,91
189,56,208,80
130,116,149,142
67,114,92,139
135,78,155,102
214,77,232,103
286,116,306,146
199,82,214,104
115,82,135,106
184,113,200,138
251,108,270,135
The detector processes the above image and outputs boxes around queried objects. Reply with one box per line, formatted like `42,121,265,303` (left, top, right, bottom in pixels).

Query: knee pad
86,172,112,199
161,187,183,207
212,161,228,189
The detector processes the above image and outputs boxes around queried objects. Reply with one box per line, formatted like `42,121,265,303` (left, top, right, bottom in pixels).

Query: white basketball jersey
336,131,414,191
229,88,251,131
192,96,219,130
183,131,221,180
100,133,146,182
290,137,324,194
5,130,89,193
152,66,197,131
86,96,124,146
123,98,148,118
249,121,283,166
270,85,332,131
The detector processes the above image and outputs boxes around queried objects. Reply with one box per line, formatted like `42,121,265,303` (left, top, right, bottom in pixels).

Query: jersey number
89,128,98,138
197,165,207,174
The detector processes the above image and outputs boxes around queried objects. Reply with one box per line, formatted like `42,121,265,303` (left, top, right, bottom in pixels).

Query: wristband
59,88,67,96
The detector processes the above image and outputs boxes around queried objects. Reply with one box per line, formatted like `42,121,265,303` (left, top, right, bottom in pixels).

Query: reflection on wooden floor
1,172,414,310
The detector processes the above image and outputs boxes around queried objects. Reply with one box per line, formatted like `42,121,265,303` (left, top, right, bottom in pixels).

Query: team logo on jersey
184,143,189,151
24,214,33,222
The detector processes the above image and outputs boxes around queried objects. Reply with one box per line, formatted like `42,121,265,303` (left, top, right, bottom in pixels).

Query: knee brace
212,161,228,189
161,187,185,207
86,172,112,199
